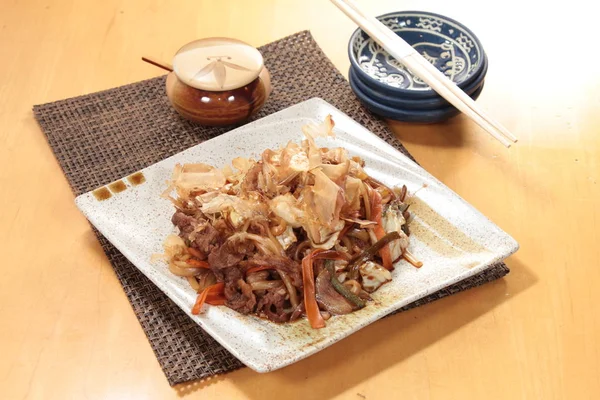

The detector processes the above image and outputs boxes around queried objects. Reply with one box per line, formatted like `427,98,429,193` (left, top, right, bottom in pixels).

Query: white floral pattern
415,17,443,32
351,12,483,90
456,33,475,53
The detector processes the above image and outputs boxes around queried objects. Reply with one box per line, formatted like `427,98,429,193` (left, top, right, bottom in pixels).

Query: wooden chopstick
331,0,518,147
335,0,516,147
338,0,518,146
141,56,173,72
363,11,520,145
411,55,518,143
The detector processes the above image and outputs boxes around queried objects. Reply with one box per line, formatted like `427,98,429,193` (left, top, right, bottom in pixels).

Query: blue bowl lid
348,11,486,98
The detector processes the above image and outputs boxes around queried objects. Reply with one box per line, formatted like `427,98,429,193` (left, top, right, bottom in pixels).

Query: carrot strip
245,265,273,275
191,282,225,314
191,288,210,315
311,250,350,261
206,298,227,306
207,282,224,294
186,259,211,269
187,247,204,259
302,250,326,329
370,188,393,270
205,291,227,305
206,292,225,300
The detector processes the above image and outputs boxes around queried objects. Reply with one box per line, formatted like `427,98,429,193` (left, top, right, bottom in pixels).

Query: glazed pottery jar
166,37,272,126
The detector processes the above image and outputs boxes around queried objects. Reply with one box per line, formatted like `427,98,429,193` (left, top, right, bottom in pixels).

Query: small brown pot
166,67,271,126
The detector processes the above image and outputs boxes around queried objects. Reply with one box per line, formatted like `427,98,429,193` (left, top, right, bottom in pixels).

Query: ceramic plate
76,98,518,372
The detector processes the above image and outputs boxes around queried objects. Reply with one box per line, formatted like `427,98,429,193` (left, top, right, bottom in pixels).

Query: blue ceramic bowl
349,68,485,123
348,11,486,99
350,53,487,111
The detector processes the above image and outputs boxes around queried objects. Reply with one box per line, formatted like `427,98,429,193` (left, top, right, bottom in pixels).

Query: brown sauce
92,187,112,201
409,197,489,257
108,180,127,193
127,172,146,186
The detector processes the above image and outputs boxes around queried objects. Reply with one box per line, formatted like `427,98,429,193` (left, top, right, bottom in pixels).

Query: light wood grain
1,0,599,399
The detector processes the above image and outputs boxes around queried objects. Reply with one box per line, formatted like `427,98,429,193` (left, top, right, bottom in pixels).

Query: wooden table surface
2,0,599,399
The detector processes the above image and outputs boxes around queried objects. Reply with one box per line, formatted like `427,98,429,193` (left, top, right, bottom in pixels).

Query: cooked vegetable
403,249,423,268
245,265,273,275
278,269,299,309
359,261,392,293
382,202,410,262
169,262,204,277
369,186,393,270
315,268,354,315
347,231,401,279
302,250,326,328
325,261,366,309
191,282,225,314
187,247,204,259
186,259,211,268
158,116,420,328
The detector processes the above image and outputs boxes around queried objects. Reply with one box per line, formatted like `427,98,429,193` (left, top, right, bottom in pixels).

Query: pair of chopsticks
330,0,518,147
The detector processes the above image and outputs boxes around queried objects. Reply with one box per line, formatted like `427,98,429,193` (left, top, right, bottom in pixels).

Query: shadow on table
174,257,534,400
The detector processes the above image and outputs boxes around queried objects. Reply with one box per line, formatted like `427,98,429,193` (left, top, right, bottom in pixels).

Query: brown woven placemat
33,30,509,386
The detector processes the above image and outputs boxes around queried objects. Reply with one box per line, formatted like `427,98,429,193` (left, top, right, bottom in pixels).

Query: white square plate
76,98,518,372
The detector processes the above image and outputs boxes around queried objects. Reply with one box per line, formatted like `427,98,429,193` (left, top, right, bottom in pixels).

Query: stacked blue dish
348,11,488,123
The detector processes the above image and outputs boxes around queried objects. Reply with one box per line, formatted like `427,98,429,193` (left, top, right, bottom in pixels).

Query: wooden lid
172,37,264,91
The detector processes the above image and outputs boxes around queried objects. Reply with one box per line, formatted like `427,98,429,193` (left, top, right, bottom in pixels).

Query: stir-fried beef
315,269,353,315
220,269,256,314
171,211,196,236
207,237,255,270
256,288,289,322
289,302,305,322
193,223,219,255
244,255,302,287
171,211,220,256
208,244,245,270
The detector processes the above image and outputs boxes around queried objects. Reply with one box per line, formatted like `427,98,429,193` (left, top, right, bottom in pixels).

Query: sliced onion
169,262,202,277
367,228,378,245
246,270,270,284
186,276,201,291
278,270,299,309
289,302,305,321
403,249,423,268
342,279,361,295
270,217,288,236
294,240,311,261
358,290,372,301
249,280,284,291
341,236,354,255
227,232,280,255
347,228,370,242
173,260,192,268
342,217,376,227
196,270,217,292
